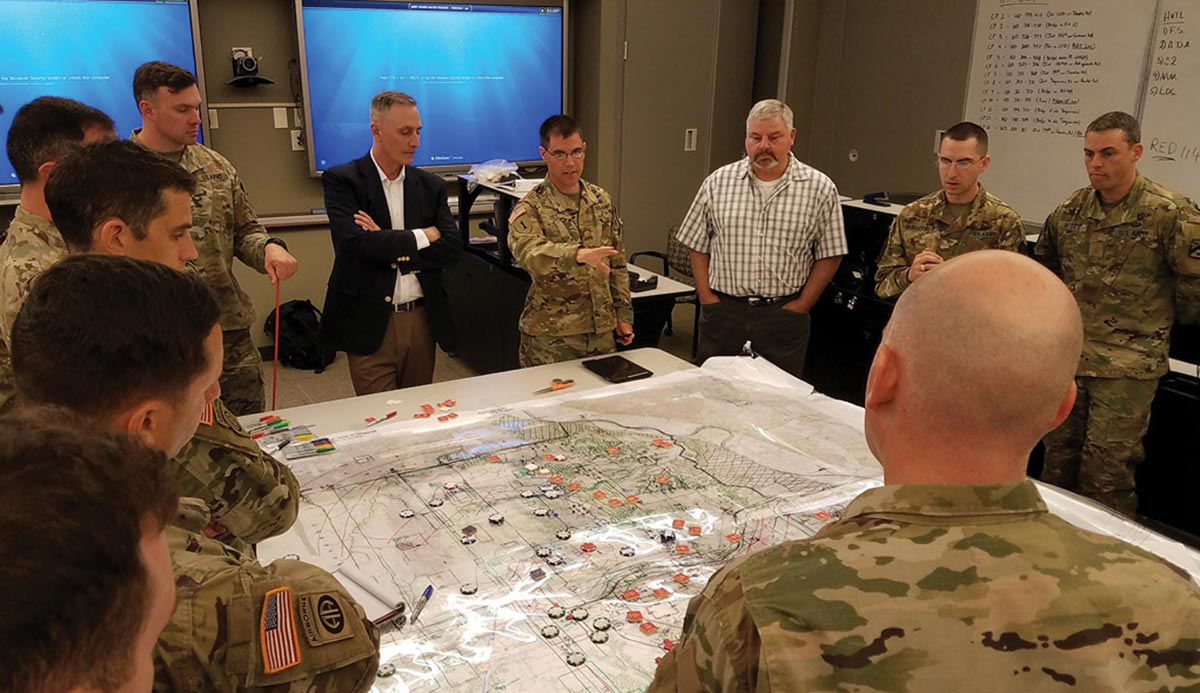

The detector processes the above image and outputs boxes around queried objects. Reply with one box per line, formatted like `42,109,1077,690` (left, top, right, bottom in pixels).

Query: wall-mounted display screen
296,1,566,173
0,0,204,190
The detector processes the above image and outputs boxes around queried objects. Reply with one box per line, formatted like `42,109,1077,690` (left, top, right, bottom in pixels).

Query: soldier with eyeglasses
508,114,634,366
874,121,1025,299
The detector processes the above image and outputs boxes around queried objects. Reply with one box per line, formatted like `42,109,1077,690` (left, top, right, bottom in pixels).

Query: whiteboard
1139,0,1200,200
964,0,1158,222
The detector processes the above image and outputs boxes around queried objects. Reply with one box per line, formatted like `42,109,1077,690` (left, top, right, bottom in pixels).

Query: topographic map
272,361,885,692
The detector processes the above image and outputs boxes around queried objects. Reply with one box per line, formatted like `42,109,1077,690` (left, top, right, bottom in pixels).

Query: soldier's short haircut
5,96,115,184
942,121,989,154
0,413,178,693
133,61,198,103
747,99,794,130
539,114,582,149
1087,111,1141,145
369,90,418,123
12,255,220,420
45,139,196,251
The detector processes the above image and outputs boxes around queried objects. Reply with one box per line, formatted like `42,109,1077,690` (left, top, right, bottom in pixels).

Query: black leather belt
394,298,425,313
714,291,798,306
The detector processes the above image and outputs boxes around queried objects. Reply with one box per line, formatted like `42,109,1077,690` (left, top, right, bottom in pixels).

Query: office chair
629,225,700,359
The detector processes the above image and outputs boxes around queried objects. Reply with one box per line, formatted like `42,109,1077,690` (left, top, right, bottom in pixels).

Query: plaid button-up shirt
677,154,847,298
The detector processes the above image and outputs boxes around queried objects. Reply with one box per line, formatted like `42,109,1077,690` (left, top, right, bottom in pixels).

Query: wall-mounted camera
227,48,274,87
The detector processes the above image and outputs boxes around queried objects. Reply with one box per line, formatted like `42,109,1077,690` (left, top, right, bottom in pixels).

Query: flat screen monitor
296,1,566,174
0,0,205,192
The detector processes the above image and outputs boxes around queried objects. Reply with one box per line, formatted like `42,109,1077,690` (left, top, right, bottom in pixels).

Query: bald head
865,251,1082,481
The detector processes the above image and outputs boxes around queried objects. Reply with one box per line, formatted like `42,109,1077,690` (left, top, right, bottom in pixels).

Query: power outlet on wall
684,128,698,152
290,129,305,151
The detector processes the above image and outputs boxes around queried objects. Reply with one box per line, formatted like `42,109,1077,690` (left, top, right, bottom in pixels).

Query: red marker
364,411,398,428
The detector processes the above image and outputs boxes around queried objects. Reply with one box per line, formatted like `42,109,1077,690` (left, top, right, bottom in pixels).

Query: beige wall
232,225,333,350
806,0,976,197
612,0,759,255
198,0,325,216
571,0,626,196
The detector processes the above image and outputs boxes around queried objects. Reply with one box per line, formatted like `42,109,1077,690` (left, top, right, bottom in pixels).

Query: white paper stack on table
334,564,406,624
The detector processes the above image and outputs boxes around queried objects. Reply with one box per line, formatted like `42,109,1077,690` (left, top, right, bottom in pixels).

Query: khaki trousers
347,307,435,395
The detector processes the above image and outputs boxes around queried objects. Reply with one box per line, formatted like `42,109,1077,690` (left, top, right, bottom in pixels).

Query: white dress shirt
370,150,429,304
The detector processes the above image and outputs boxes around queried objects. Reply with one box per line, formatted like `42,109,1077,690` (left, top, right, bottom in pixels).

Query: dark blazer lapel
355,154,392,229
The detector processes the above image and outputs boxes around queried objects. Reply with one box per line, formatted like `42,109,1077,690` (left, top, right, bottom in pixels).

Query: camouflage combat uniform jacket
874,186,1025,298
1035,174,1200,378
155,499,380,691
509,179,634,337
0,208,67,411
130,130,269,332
173,397,300,547
649,481,1200,692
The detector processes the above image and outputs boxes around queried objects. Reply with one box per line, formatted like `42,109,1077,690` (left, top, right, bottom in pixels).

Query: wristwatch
265,237,289,252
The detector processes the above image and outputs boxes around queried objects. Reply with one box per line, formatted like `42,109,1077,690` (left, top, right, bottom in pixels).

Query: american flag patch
199,402,213,427
260,587,301,674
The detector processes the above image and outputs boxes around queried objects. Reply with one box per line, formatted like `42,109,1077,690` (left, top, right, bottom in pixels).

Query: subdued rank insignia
260,587,302,674
1190,239,1200,259
299,592,354,646
199,402,214,427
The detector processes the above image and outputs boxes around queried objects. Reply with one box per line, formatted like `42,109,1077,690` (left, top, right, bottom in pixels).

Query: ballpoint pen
410,584,434,624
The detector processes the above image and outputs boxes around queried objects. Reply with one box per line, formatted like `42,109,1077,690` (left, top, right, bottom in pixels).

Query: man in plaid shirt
677,99,847,379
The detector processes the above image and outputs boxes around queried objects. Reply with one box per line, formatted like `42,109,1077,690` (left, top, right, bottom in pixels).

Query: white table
250,352,1199,691
244,348,694,436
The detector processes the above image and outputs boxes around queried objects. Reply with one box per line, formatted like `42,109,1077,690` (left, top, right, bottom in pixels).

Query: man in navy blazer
320,91,461,394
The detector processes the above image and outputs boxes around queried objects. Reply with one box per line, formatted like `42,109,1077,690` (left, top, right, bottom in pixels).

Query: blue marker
410,584,434,624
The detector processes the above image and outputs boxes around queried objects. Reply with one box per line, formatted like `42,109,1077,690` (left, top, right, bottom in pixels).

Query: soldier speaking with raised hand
1035,111,1200,516
874,121,1025,299
509,114,634,366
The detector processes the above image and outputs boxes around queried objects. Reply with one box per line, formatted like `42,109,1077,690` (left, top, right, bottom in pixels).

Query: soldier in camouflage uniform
509,115,634,366
11,255,379,691
174,397,300,548
651,251,1200,691
875,122,1025,298
1035,112,1200,516
132,62,299,416
0,96,115,411
37,140,301,548
158,498,380,692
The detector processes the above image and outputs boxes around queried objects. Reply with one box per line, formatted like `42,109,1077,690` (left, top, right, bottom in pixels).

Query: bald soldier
11,256,379,691
45,139,299,548
650,251,1200,691
874,121,1024,298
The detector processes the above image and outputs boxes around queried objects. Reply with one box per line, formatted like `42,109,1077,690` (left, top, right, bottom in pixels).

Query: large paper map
270,361,882,691
257,357,1200,692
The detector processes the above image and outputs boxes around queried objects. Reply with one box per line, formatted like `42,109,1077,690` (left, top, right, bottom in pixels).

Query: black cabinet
444,250,526,374
803,204,896,405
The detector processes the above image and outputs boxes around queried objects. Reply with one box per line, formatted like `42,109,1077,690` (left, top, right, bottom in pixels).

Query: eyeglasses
547,148,585,160
935,157,979,170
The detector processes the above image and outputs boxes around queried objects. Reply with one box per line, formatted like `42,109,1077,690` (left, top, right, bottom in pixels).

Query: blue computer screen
0,0,201,186
300,1,564,171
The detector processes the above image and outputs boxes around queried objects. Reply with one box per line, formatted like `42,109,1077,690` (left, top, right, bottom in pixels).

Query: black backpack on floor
264,299,335,373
